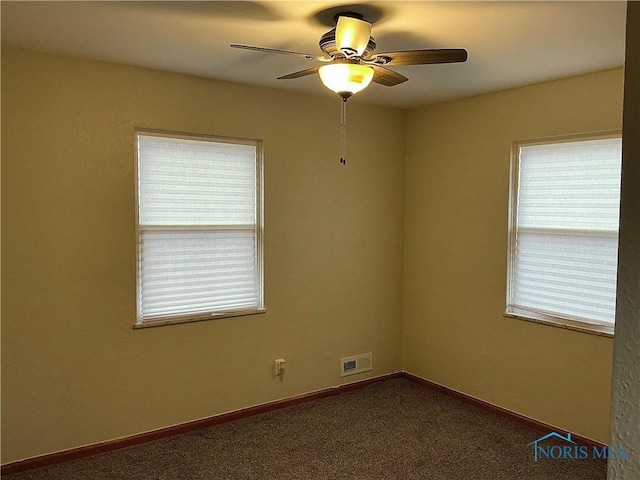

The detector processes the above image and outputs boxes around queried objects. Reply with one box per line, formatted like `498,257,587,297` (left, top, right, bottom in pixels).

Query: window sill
133,309,267,329
503,309,614,338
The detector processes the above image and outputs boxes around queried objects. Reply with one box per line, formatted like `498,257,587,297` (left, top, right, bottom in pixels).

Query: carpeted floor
6,378,607,479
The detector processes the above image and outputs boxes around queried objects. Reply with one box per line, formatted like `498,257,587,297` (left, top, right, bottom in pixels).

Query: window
507,133,622,335
135,130,264,327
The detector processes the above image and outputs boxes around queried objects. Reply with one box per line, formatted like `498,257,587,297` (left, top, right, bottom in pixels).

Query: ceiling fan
231,12,468,164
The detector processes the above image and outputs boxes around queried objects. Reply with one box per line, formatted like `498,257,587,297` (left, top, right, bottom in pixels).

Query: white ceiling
1,1,627,108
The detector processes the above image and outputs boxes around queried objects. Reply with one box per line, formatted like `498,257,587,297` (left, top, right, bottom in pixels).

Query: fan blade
371,65,408,87
335,16,372,57
368,49,468,66
230,44,319,61
277,66,321,80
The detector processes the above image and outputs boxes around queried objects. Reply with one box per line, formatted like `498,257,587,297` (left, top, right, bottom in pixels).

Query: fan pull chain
340,97,347,165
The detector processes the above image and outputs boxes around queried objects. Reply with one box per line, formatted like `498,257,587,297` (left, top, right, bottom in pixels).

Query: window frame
134,128,265,328
505,131,622,337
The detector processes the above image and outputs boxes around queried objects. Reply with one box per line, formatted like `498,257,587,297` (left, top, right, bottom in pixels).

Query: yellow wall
2,46,625,463
403,69,624,444
1,49,406,463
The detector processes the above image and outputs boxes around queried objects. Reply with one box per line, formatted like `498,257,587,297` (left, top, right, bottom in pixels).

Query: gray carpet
6,378,606,479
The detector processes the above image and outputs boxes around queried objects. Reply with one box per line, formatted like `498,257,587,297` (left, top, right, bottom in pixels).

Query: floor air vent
340,353,373,377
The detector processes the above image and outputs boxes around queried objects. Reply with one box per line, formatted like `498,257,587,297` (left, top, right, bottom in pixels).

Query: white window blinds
509,136,622,327
136,133,263,325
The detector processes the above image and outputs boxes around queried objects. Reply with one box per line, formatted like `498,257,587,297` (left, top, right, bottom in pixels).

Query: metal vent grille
340,353,373,377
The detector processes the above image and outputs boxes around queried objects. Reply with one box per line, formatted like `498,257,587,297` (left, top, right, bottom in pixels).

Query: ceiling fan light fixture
318,63,374,98
335,16,372,57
